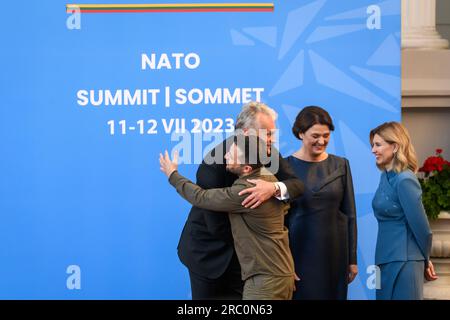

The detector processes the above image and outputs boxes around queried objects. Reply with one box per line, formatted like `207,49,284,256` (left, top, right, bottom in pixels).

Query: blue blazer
372,169,432,265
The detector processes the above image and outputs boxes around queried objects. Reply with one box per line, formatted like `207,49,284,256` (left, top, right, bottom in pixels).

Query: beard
226,164,243,176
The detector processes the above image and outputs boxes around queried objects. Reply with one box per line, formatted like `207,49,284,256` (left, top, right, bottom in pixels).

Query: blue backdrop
0,0,400,299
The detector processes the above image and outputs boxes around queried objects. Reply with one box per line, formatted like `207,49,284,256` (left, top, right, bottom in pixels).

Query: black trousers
189,254,244,300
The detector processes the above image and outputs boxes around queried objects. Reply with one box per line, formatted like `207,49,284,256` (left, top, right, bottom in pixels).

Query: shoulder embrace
229,181,252,201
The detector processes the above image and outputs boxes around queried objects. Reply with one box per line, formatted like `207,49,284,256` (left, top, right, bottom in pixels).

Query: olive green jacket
169,167,294,280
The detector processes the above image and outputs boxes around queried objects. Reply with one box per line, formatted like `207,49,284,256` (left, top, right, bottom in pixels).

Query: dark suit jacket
177,136,304,279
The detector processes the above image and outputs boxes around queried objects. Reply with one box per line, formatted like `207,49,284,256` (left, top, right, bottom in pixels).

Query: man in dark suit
177,101,304,299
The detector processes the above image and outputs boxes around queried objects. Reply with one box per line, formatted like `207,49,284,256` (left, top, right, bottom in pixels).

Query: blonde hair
370,122,418,173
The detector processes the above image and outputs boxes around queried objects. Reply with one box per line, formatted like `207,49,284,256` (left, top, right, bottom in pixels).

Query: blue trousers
376,261,425,300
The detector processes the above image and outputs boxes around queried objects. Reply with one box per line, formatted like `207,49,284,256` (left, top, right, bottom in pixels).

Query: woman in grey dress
370,122,438,299
286,106,358,300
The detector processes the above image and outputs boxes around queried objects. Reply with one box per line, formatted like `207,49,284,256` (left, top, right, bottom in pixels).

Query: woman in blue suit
370,122,438,300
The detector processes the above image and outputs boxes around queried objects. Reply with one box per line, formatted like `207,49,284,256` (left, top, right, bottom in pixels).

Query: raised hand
159,150,178,177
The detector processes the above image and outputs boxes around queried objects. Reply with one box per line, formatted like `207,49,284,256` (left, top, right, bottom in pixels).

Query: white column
402,0,449,49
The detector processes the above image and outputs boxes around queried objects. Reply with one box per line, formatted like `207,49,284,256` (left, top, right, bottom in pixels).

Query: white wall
402,1,450,167
402,108,450,166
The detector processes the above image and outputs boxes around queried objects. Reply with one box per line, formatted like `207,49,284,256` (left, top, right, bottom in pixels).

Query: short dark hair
292,106,334,140
232,134,266,170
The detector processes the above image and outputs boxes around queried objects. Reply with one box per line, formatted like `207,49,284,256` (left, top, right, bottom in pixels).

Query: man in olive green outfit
160,135,296,300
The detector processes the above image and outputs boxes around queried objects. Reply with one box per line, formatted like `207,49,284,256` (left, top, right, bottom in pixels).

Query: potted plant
419,149,450,300
418,149,450,220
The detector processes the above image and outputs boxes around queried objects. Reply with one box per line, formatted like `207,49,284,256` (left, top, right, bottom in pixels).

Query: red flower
419,149,448,173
